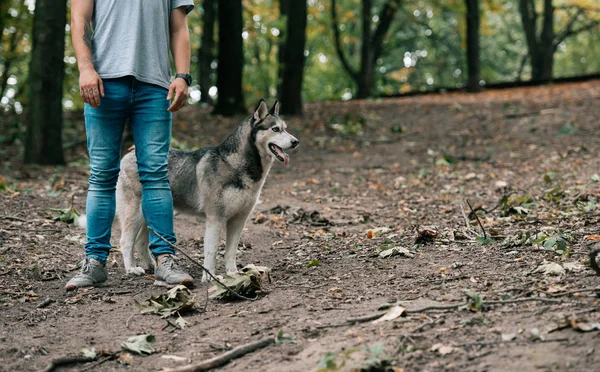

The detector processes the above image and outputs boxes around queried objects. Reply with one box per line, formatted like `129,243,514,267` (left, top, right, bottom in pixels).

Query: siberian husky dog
116,100,299,281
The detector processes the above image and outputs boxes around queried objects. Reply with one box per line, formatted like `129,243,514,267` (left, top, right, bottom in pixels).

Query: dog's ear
253,99,269,122
270,100,280,116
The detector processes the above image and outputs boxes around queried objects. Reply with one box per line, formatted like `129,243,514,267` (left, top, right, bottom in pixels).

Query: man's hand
79,67,104,108
167,78,188,112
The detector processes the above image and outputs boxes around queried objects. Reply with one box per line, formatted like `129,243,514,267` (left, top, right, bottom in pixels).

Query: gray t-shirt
91,0,194,90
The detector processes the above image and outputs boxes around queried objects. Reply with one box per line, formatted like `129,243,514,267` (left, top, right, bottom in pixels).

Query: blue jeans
84,76,175,263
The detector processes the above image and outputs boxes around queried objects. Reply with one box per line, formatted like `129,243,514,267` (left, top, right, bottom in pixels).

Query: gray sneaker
65,258,108,291
155,255,193,286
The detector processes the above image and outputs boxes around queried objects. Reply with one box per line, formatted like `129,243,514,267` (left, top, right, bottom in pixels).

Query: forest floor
1,81,600,372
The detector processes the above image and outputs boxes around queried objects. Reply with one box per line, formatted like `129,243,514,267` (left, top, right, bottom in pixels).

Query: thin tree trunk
465,0,481,92
213,0,245,116
24,0,66,165
538,0,554,82
278,0,307,116
356,0,373,99
198,0,215,104
519,0,555,83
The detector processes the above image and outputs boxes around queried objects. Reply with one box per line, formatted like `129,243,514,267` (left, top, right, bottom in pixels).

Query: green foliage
1,0,599,113
305,258,320,268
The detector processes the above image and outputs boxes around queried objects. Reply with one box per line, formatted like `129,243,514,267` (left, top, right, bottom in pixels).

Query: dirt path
1,81,599,371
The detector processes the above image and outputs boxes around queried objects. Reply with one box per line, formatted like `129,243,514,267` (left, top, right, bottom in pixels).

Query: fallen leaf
117,352,134,365
80,347,97,360
135,285,196,318
121,334,156,355
372,305,406,324
208,264,271,300
501,333,516,342
431,343,454,355
378,246,413,258
532,262,565,276
563,262,585,273
585,234,600,241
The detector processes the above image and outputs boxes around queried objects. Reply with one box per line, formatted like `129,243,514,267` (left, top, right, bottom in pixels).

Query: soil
1,81,599,372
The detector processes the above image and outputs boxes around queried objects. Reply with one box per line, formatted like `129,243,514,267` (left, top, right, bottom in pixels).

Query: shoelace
78,259,93,275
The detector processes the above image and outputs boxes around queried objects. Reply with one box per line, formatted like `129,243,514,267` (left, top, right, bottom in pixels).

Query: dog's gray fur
116,100,298,281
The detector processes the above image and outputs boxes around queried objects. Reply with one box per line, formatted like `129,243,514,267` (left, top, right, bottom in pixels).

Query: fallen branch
346,296,579,325
42,356,93,372
163,336,276,372
0,215,27,222
37,298,55,309
466,199,487,239
455,337,570,348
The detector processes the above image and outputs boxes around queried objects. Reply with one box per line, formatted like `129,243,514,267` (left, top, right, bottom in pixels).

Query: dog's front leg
225,213,250,275
202,219,224,282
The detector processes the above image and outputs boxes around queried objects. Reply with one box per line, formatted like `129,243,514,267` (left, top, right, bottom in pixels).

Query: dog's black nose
291,139,299,148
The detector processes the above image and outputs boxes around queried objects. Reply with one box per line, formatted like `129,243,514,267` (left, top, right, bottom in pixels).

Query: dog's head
251,99,299,165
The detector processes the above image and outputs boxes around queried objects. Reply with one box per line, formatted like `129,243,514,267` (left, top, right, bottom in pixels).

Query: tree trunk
24,0,66,165
198,0,216,104
277,0,307,116
213,0,245,116
356,0,374,99
518,0,554,83
465,0,481,92
537,0,554,82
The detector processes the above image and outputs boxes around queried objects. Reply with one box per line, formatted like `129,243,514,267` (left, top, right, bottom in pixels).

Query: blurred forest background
0,0,599,164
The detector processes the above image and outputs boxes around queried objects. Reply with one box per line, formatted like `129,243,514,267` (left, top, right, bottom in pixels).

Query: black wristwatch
175,73,192,86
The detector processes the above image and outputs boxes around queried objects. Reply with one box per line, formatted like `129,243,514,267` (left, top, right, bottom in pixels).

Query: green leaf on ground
51,205,81,224
121,334,156,355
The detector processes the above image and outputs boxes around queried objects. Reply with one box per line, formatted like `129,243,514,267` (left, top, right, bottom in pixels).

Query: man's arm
167,7,191,112
71,0,103,107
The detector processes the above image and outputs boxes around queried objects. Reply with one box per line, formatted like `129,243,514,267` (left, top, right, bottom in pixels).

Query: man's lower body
66,76,192,290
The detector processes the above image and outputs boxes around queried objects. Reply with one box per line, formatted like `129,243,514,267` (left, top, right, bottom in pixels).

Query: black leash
147,226,258,301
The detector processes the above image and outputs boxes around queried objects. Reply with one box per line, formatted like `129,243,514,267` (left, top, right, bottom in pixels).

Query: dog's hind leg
118,205,147,276
202,218,224,282
134,224,155,273
224,212,250,275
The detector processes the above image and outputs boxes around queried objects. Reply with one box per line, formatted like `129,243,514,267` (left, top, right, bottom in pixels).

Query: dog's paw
126,267,146,276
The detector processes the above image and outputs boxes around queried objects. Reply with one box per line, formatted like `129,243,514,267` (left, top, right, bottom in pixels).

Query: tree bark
278,0,307,116
331,0,401,99
356,0,374,98
465,0,481,92
24,0,66,165
213,0,245,116
198,0,216,104
518,0,554,83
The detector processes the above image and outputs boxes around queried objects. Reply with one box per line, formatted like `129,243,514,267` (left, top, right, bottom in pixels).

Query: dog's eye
272,127,280,132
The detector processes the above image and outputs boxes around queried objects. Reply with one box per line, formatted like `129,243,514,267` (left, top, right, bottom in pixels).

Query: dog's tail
77,214,87,230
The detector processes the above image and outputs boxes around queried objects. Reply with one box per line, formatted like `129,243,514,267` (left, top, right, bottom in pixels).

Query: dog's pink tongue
284,153,290,165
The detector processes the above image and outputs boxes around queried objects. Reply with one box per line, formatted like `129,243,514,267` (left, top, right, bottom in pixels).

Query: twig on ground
0,216,27,222
37,298,55,309
42,356,93,372
148,226,258,302
544,287,599,297
459,204,470,229
345,296,580,325
163,336,277,372
125,313,135,329
466,199,487,239
455,337,570,348
78,354,117,372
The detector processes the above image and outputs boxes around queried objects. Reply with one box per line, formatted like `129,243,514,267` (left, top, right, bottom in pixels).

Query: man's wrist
175,73,192,86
